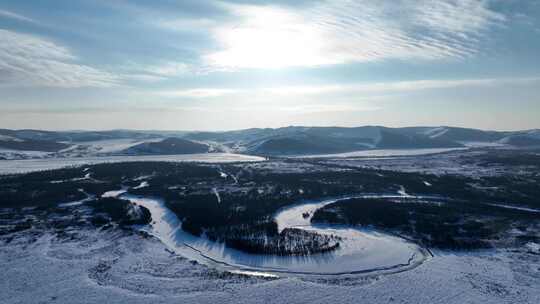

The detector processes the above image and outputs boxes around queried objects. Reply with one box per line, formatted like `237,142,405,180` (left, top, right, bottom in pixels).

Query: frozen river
120,193,430,276
0,153,265,175
296,147,468,159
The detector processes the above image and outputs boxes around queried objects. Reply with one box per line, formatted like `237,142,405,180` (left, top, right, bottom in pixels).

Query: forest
1,158,539,252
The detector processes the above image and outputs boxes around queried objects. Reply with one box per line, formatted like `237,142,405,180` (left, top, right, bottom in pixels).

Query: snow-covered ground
0,148,52,160
2,149,539,303
0,153,265,175
487,203,540,214
321,148,524,177
57,138,165,155
2,227,539,304
296,147,468,159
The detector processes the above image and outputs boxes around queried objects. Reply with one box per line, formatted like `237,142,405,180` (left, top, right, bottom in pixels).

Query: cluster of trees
88,197,151,227
312,197,539,250
478,148,540,167
0,196,151,242
206,221,341,255
3,160,539,253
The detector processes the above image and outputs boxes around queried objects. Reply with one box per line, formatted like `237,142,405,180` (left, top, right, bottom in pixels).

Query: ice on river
124,193,427,276
0,153,265,175
295,147,467,159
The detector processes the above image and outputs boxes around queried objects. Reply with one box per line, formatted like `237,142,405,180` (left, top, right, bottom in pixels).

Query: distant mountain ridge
1,126,539,157
0,129,157,142
124,138,210,155
183,126,540,155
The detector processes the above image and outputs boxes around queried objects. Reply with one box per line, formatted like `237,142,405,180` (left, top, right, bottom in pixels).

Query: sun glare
206,6,333,69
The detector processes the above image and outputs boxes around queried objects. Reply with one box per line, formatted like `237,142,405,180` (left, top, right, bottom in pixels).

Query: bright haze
0,0,539,131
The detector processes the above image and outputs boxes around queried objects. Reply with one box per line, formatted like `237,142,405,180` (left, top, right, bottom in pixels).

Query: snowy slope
2,228,539,304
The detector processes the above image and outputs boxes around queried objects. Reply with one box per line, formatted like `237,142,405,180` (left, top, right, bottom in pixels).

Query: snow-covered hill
1,126,539,159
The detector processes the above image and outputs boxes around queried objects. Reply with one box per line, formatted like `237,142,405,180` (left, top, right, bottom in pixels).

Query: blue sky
0,0,539,131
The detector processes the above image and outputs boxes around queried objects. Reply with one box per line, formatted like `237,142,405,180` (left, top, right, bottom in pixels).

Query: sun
205,5,332,69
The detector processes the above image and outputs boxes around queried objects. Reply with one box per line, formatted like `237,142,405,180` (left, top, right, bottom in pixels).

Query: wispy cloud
0,29,118,87
0,9,36,24
156,88,239,98
265,77,540,95
155,77,540,100
120,61,193,82
155,18,218,31
227,104,382,113
205,0,506,69
412,0,505,33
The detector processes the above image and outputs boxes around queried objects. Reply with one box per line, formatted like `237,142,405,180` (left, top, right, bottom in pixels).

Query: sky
0,0,539,131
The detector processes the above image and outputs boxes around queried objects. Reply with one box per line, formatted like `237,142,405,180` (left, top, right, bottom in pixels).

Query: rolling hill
122,138,210,155
1,126,539,157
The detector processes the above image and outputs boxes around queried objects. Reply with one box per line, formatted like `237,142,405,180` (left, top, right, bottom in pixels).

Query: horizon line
2,124,538,134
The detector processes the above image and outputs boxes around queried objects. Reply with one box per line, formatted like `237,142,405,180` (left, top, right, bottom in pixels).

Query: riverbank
120,192,428,276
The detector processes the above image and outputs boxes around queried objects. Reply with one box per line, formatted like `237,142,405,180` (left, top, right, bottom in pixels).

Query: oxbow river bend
112,191,432,276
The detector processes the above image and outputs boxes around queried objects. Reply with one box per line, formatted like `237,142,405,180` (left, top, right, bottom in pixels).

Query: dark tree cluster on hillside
311,198,539,249
205,220,341,255
2,159,539,254
88,197,151,227
0,197,151,242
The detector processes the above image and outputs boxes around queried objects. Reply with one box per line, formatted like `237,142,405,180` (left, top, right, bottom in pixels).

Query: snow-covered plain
0,153,265,175
2,227,539,304
64,138,164,154
321,148,521,177
2,148,540,303
295,147,468,159
0,148,52,159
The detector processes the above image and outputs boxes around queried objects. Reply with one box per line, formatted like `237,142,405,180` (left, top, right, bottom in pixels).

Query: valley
1,134,539,303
